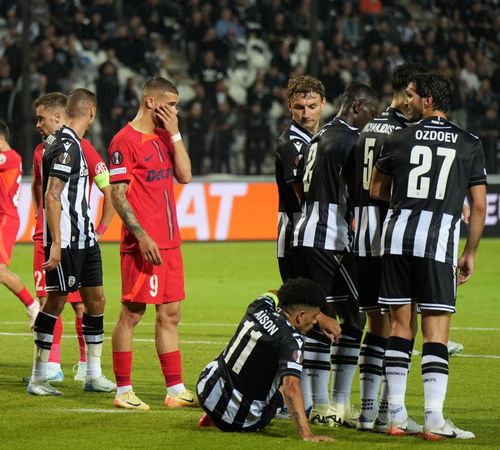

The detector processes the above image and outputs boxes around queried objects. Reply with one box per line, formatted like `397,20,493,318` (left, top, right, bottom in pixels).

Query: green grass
1,240,500,449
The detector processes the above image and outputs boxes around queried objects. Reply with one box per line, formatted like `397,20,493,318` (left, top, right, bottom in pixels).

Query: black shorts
379,255,456,313
356,256,383,312
45,244,103,293
278,251,299,283
294,247,358,302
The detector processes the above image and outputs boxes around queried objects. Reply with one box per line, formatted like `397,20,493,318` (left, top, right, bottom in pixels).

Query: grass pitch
1,240,500,449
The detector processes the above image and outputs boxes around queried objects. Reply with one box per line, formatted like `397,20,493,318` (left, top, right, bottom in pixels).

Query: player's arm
42,176,64,271
281,375,335,442
110,181,162,265
31,174,42,218
457,184,486,285
94,184,114,240
155,104,192,184
369,167,391,202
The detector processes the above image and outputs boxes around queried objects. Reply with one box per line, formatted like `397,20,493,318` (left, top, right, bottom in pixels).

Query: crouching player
197,278,335,442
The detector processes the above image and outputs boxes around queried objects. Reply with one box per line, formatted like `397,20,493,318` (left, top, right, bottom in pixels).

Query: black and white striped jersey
293,118,358,251
42,126,95,249
197,293,304,430
275,121,312,257
376,116,487,265
353,108,409,256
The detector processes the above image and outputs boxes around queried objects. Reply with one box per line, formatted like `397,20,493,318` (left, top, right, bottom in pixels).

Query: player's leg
155,247,198,408
419,260,474,440
79,244,115,392
328,251,363,428
68,297,87,380
27,290,67,396
356,256,390,431
293,247,332,423
0,261,38,326
112,250,149,410
380,255,422,436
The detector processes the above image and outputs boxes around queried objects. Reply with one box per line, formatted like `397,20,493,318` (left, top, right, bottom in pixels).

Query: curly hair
278,277,326,311
286,75,326,101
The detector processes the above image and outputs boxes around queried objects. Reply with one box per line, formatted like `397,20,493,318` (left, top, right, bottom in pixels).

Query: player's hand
302,434,336,442
457,253,474,285
42,243,61,272
317,312,341,343
95,232,102,241
155,104,179,136
138,234,163,265
461,204,471,225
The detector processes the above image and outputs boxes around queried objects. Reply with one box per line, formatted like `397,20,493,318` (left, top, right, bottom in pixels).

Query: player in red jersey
109,77,195,411
29,92,114,385
0,120,39,327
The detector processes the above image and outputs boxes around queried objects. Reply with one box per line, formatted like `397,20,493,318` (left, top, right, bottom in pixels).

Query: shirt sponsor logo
111,151,123,165
54,163,72,173
146,167,173,182
58,152,72,164
95,162,108,175
110,167,127,176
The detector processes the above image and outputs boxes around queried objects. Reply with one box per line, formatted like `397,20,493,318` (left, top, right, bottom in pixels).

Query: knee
157,309,181,329
119,307,145,328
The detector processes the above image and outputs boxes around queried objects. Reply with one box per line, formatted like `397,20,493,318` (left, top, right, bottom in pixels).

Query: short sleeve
468,140,488,187
278,332,304,379
278,140,305,184
108,134,136,183
48,139,80,182
375,134,394,176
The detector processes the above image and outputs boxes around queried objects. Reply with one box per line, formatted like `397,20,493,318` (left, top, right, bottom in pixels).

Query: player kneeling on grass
197,278,335,442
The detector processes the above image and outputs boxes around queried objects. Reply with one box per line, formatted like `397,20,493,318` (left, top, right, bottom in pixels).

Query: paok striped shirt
42,126,95,249
376,116,487,265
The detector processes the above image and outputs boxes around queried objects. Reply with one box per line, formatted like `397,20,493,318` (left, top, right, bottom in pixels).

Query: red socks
48,316,63,363
75,316,86,362
113,351,133,387
16,287,34,307
158,350,183,387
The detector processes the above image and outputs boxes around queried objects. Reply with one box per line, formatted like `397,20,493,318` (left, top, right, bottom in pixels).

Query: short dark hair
278,278,326,311
142,77,178,98
67,88,97,118
341,83,378,110
0,120,9,141
287,75,326,101
391,62,428,92
410,72,454,113
33,92,67,111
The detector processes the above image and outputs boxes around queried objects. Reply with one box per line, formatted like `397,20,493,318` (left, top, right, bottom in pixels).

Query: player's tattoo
287,395,306,436
46,177,64,201
111,182,146,238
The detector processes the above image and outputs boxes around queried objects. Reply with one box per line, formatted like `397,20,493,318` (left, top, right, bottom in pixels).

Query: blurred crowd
0,0,499,175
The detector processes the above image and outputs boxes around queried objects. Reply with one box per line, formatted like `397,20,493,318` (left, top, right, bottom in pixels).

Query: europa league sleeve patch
58,152,72,164
111,151,123,165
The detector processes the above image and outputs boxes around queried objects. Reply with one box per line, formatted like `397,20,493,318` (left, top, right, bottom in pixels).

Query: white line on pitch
0,332,223,346
2,322,499,331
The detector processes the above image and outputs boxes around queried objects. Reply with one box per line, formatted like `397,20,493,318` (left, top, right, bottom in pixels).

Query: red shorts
33,240,82,302
0,215,19,265
121,247,185,304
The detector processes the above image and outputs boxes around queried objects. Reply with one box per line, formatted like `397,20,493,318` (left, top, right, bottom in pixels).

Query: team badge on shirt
111,151,123,165
95,162,108,174
0,154,6,164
